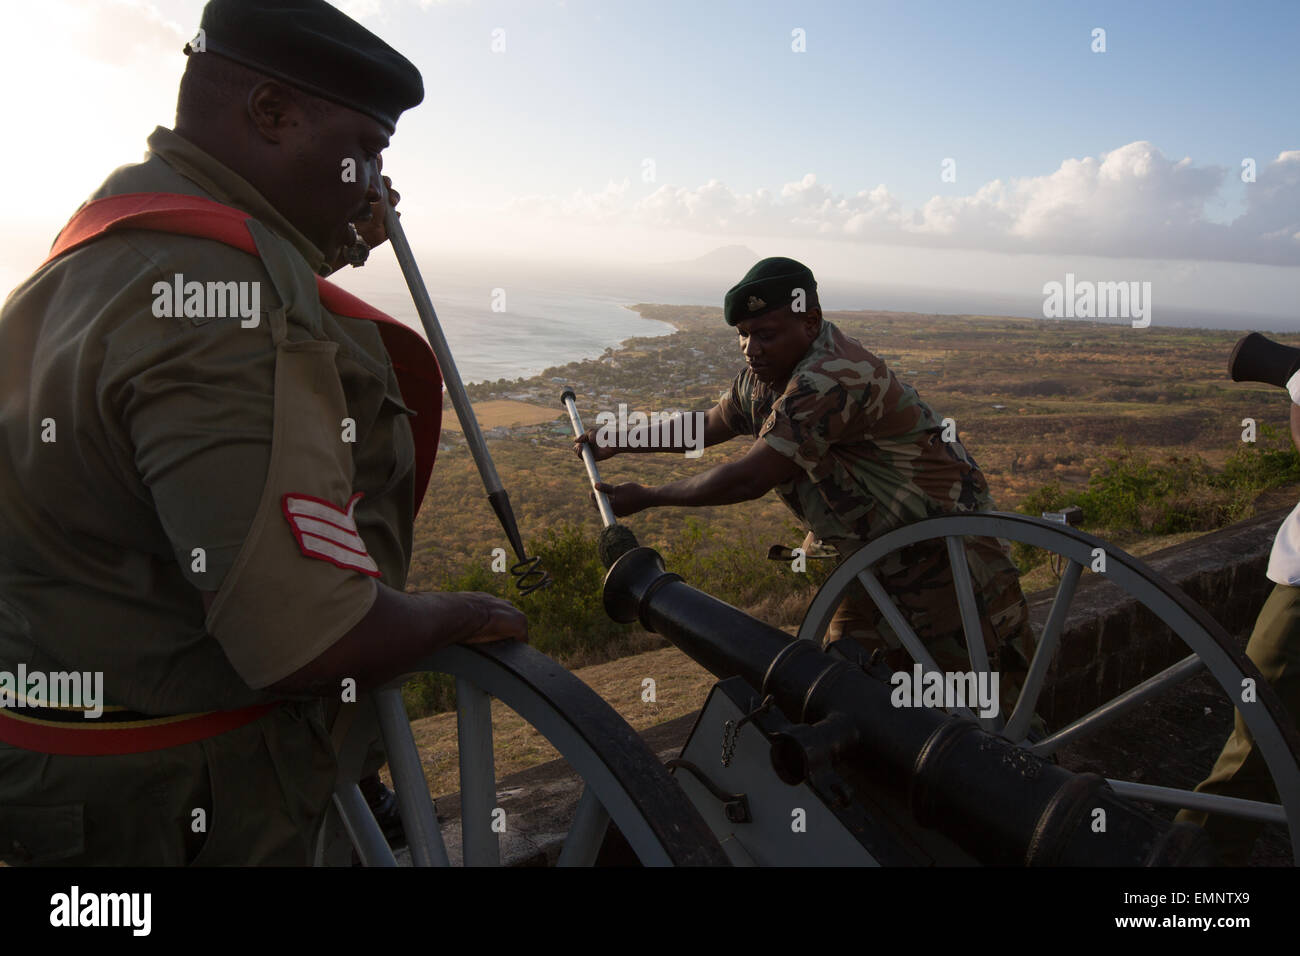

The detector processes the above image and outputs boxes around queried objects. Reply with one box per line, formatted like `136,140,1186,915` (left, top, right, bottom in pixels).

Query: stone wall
1031,506,1286,726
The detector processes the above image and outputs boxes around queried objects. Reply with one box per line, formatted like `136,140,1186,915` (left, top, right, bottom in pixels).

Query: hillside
414,305,1289,591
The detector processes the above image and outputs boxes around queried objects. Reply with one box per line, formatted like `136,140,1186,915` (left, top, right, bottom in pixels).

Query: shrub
1012,426,1300,573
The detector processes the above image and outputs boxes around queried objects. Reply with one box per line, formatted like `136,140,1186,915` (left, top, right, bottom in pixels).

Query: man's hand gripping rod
561,390,640,568
377,174,549,594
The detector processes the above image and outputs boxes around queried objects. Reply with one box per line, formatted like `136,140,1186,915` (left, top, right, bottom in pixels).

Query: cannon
313,399,1300,867
603,539,1212,865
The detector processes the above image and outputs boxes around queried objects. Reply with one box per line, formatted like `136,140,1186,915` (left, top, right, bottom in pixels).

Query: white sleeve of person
1265,370,1300,585
204,335,379,690
1267,502,1300,587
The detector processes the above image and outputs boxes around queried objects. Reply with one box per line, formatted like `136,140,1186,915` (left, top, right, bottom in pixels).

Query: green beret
723,257,818,326
185,0,424,133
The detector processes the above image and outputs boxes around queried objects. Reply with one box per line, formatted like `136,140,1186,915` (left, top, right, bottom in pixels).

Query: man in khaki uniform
0,0,524,865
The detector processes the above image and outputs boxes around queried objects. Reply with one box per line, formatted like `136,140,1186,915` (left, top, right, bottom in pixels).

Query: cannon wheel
315,640,729,867
797,511,1300,860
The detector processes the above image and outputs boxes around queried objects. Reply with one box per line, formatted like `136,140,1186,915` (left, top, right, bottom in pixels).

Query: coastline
451,303,712,433
625,303,690,333
452,303,1270,446
454,302,1044,423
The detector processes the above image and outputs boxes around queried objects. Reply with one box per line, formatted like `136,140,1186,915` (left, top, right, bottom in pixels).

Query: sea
333,255,1298,386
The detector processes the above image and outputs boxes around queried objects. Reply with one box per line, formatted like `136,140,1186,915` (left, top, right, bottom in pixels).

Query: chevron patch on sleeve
281,492,381,577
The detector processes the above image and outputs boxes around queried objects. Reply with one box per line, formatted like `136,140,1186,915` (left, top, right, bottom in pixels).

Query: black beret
185,0,424,133
723,257,818,326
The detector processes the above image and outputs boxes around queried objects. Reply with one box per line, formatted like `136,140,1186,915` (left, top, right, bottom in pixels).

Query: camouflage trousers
826,533,1038,722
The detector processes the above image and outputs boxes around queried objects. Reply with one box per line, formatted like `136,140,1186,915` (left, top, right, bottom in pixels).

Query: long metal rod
376,173,531,562
560,390,617,528
374,687,450,866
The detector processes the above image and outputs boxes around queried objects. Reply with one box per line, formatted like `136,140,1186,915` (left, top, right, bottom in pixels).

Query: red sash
43,192,443,513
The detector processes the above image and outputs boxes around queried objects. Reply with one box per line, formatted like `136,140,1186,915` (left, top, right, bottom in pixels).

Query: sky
1,0,1297,321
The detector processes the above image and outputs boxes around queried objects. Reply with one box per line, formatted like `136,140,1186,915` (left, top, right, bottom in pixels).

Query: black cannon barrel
604,546,1214,866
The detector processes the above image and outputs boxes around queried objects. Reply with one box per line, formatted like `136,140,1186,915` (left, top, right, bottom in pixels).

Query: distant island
661,244,761,273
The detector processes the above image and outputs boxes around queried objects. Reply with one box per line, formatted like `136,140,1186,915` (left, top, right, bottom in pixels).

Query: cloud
70,0,188,66
508,143,1300,266
511,179,633,222
1233,150,1300,245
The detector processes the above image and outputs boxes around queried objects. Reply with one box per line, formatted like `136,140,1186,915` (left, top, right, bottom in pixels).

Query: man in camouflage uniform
577,257,1036,716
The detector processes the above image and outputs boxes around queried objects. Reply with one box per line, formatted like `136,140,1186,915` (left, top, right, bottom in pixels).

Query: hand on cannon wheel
456,592,530,645
592,481,651,518
573,426,620,463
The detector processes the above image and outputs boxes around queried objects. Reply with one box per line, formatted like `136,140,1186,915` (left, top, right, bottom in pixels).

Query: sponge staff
377,169,548,594
561,388,617,528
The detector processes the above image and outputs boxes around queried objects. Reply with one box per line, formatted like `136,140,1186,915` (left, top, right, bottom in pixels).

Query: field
440,399,562,432
413,305,1290,592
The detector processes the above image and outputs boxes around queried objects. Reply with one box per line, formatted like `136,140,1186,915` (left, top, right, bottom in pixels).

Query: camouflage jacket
716,319,995,546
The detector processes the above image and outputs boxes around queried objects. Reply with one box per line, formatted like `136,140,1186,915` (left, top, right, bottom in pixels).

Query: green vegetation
1012,424,1300,571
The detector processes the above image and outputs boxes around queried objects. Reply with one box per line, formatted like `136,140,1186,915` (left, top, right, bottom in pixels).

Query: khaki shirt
717,319,994,546
0,127,417,713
